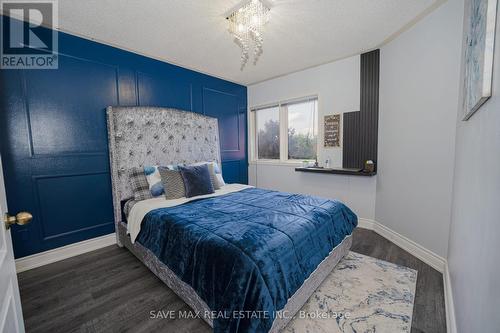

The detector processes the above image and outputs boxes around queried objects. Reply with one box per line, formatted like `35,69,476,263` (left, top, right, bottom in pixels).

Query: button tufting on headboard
106,106,221,225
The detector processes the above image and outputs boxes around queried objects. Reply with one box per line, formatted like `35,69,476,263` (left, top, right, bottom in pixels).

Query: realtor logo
1,0,58,69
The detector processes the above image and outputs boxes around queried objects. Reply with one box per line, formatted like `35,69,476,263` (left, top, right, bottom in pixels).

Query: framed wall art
462,0,498,120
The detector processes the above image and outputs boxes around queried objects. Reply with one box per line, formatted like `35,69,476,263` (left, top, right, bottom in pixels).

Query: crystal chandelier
227,0,270,70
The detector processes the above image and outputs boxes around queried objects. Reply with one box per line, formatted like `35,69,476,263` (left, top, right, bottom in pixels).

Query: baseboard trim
15,233,116,273
443,264,457,333
358,218,446,272
357,218,376,230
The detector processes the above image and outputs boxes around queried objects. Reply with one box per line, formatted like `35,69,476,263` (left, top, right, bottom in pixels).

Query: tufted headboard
106,106,221,224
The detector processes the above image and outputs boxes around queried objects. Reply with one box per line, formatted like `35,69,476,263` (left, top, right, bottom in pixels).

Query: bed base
117,222,352,332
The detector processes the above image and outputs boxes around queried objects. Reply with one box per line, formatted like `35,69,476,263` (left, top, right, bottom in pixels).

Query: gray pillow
129,167,152,201
159,168,186,200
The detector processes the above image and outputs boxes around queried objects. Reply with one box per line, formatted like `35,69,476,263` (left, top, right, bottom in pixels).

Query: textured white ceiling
55,0,441,85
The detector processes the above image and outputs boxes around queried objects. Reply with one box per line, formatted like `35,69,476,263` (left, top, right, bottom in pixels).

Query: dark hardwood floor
18,228,446,333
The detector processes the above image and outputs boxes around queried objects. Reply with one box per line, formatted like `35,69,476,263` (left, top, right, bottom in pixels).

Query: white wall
248,56,377,220
376,0,464,258
248,3,500,331
447,1,500,332
249,55,360,168
248,163,377,220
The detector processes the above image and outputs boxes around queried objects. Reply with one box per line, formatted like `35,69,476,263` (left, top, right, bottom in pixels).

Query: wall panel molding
0,19,247,258
136,71,193,111
202,87,242,154
31,171,114,242
25,54,119,157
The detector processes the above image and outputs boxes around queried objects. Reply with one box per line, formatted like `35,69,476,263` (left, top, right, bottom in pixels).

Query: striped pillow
159,168,186,199
129,167,152,201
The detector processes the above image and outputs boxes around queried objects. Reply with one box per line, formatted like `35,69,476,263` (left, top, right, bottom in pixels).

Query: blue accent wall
0,17,248,258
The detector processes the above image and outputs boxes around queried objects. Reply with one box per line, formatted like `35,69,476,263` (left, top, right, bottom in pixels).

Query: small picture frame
324,114,340,147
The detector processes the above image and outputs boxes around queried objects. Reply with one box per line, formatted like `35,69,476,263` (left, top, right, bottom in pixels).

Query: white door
0,155,25,333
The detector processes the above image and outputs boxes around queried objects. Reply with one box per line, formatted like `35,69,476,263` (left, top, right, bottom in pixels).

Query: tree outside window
253,97,318,161
286,99,318,160
256,106,279,159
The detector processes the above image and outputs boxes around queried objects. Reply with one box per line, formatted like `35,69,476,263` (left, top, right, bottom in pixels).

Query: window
255,106,280,159
252,96,318,162
285,99,318,160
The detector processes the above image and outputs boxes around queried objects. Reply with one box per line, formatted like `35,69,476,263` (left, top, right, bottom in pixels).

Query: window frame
254,104,281,161
249,95,319,165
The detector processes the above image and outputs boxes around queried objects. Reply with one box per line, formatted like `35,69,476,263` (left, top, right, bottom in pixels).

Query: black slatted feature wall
343,49,380,170
343,111,360,168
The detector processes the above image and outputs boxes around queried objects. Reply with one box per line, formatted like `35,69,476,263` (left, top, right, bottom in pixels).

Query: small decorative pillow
212,162,226,187
190,162,220,190
206,163,220,190
179,164,214,198
166,163,185,171
129,167,152,201
144,164,185,197
159,168,186,200
144,165,164,197
123,198,137,218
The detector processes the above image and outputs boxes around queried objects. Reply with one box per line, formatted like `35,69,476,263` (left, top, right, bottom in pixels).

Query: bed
106,106,357,333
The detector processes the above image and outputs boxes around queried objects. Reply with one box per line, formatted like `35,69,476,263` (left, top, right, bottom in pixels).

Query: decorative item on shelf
364,160,375,173
324,114,341,147
301,160,309,168
226,0,271,71
324,159,330,169
462,0,498,120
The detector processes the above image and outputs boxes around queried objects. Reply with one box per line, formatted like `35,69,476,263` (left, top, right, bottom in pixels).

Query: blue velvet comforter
136,187,357,333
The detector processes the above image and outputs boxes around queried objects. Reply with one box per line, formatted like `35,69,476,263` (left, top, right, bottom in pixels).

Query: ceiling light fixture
227,0,270,70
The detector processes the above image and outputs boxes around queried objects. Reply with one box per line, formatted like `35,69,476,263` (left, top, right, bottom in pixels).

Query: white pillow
212,162,226,187
143,165,163,197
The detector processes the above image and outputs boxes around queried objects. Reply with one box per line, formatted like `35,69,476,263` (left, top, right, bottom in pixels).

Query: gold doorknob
4,212,33,230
